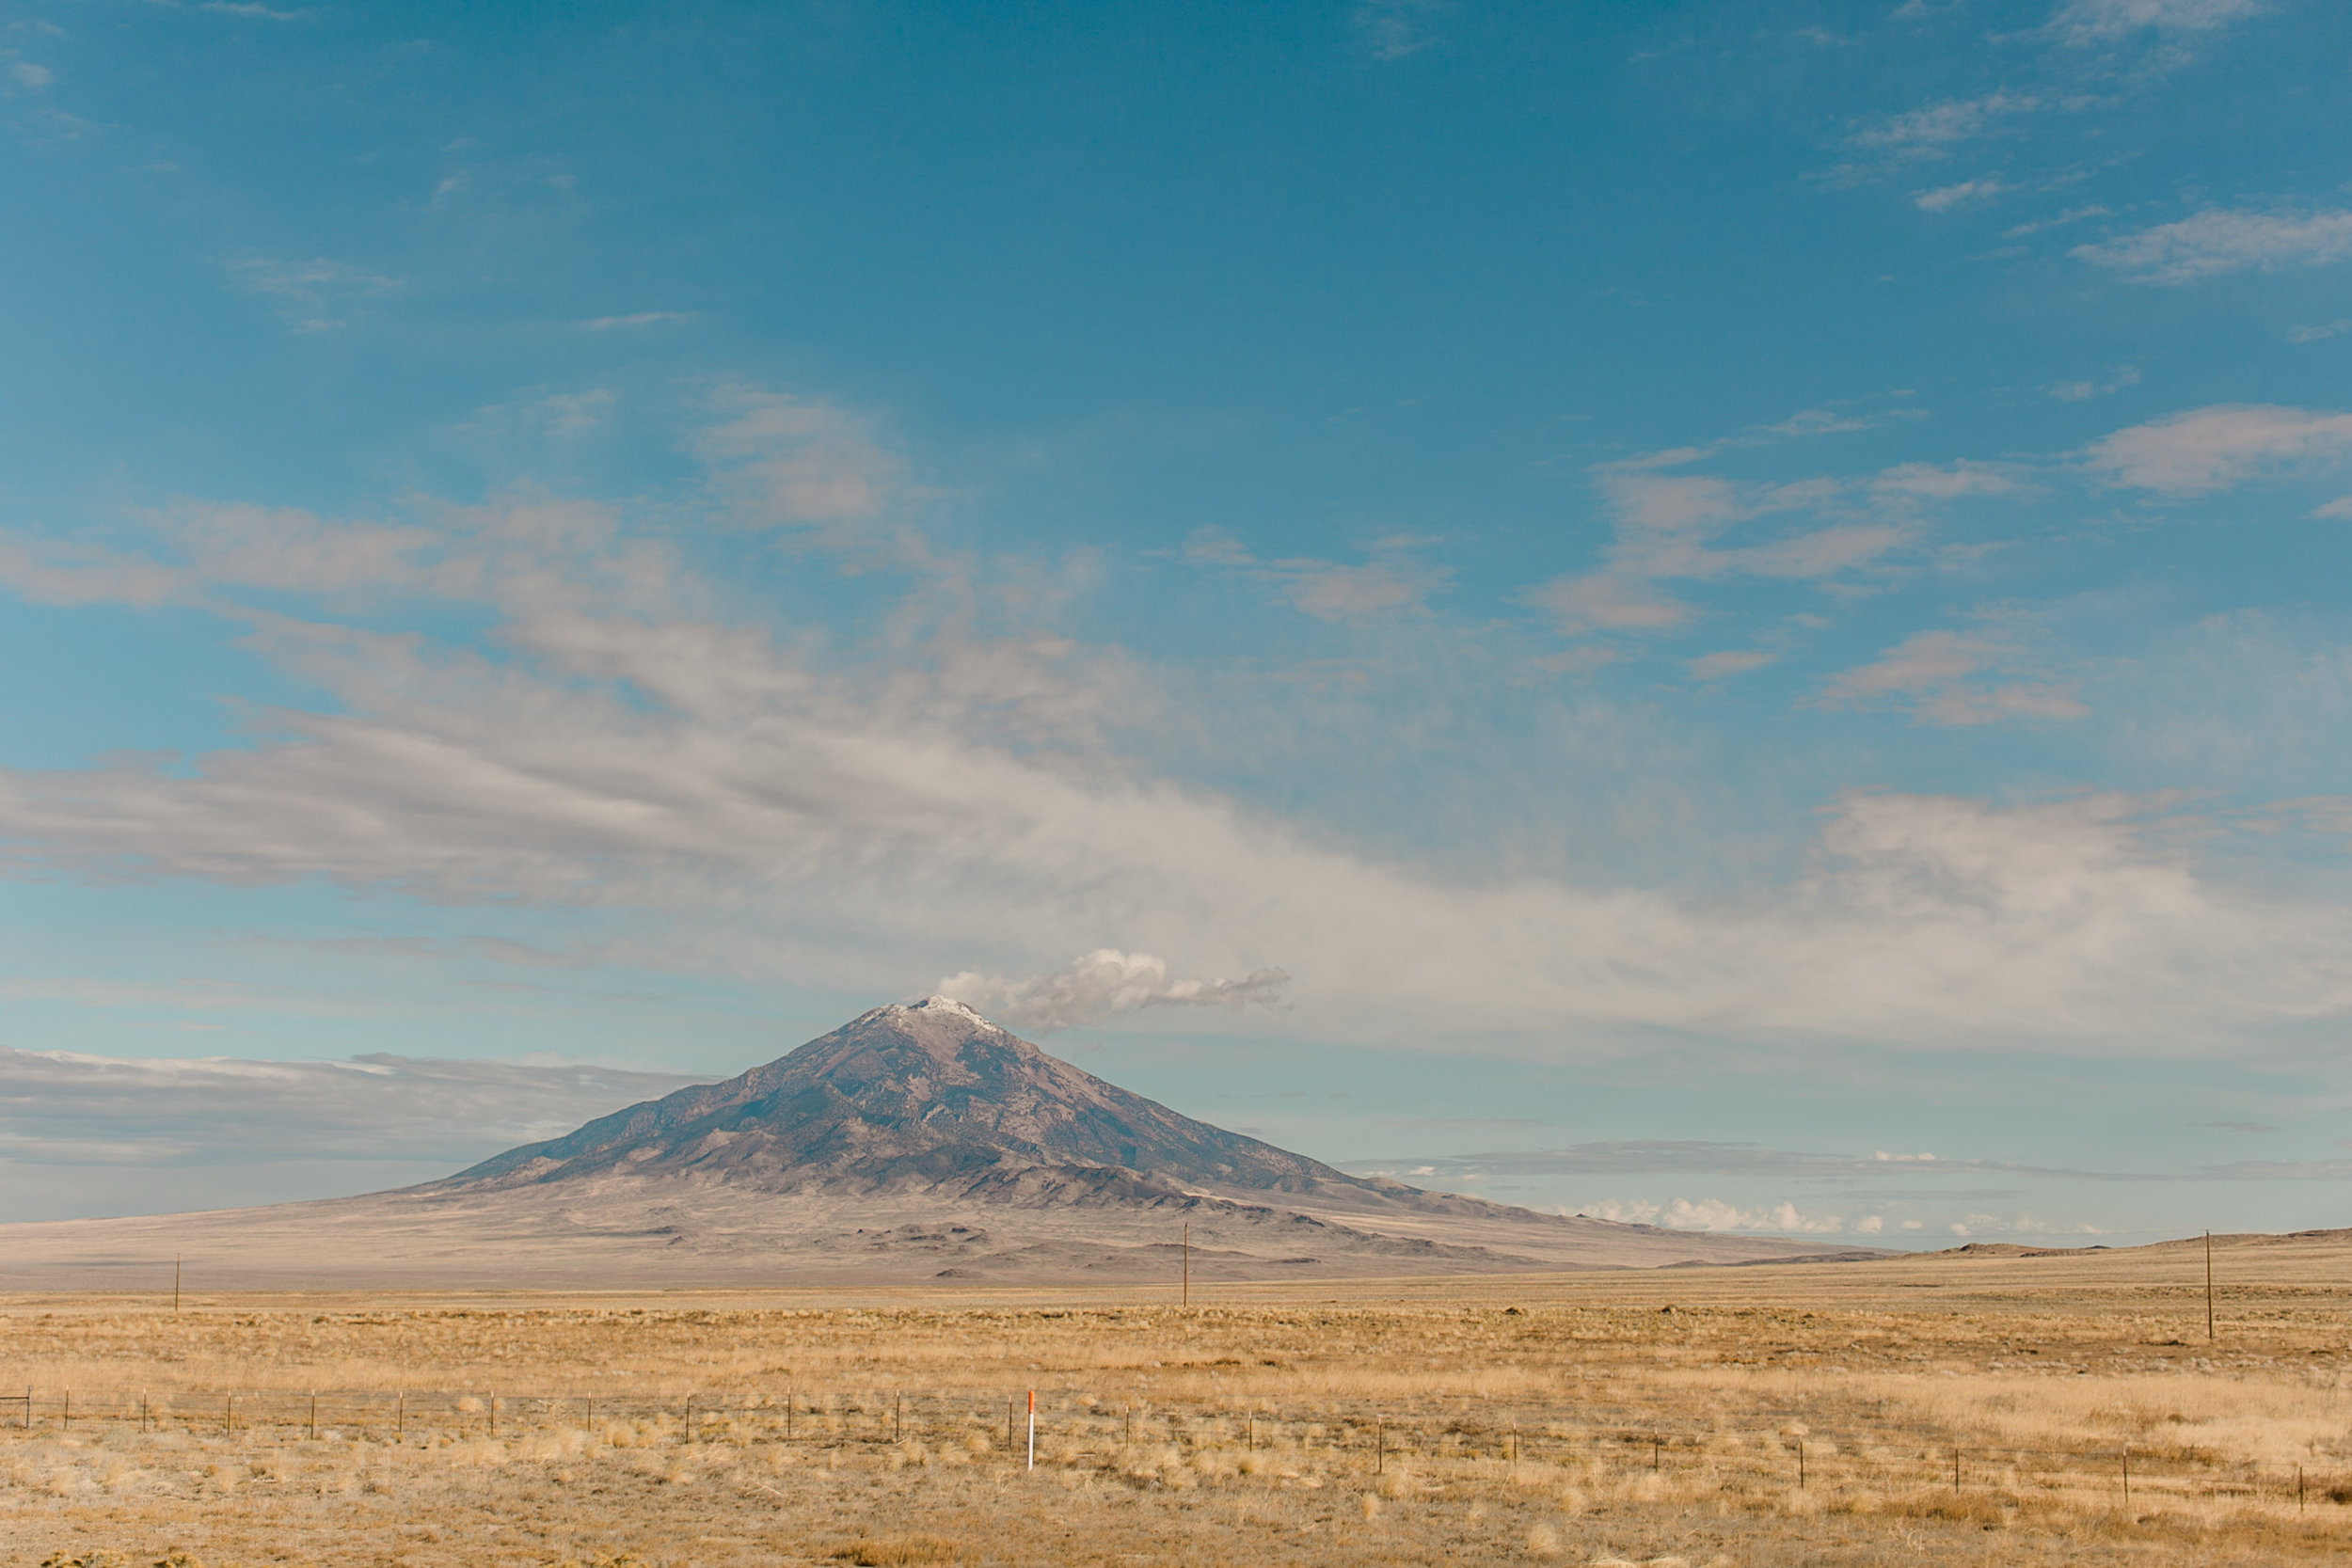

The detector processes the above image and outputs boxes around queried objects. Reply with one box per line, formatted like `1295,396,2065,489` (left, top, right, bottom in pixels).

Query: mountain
0,999,1888,1289
445,996,1348,1197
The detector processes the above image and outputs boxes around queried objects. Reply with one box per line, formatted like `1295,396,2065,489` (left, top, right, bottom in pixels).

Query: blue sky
6,0,2352,1243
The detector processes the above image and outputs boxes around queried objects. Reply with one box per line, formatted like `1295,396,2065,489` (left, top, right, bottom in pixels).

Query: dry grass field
8,1233,2352,1567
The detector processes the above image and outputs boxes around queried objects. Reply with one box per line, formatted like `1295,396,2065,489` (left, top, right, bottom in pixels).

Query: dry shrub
1889,1488,2008,1525
828,1536,961,1565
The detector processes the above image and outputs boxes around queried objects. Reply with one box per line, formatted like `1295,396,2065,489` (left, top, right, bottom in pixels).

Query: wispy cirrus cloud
1,390,2348,1060
225,257,400,332
2073,208,2352,285
575,311,697,332
1183,529,1450,622
1915,177,2012,212
1819,629,2088,726
1353,0,1449,60
1688,649,1776,680
1523,446,2010,645
2086,404,2352,493
2047,0,2267,44
2047,366,2140,401
1851,92,2040,158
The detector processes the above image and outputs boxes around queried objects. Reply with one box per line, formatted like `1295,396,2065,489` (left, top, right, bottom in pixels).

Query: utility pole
1182,1221,1190,1308
173,1256,181,1316
2205,1230,2216,1343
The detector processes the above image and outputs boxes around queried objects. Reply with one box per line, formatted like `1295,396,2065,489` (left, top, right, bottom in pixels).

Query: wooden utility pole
2205,1230,2216,1343
172,1256,180,1316
1181,1221,1190,1308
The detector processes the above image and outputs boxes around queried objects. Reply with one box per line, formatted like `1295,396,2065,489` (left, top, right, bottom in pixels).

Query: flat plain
8,1230,2352,1568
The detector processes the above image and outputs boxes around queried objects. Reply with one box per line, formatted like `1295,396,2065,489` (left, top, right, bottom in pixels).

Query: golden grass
6,1243,2352,1565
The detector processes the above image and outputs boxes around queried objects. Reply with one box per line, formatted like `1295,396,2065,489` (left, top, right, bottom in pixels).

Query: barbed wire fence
0,1385,2340,1515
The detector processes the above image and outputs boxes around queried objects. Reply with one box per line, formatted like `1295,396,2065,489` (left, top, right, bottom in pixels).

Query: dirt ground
8,1234,2352,1566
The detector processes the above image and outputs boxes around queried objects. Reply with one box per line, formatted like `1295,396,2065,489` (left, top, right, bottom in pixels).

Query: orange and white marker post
1026,1389,1036,1471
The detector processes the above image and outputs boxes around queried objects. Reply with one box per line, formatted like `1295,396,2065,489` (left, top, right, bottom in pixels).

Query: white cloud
0,536,183,607
1525,574,1690,634
2047,366,2140,401
2073,209,2352,285
1525,458,1920,643
1820,630,2088,725
2288,319,2352,344
1283,560,1444,621
1760,407,1881,437
1355,0,1448,60
576,311,696,331
1581,1197,1854,1234
695,385,902,529
10,61,52,88
2002,205,2111,240
1915,178,2010,213
2,391,2348,1054
1851,93,2037,155
935,949,1289,1035
225,257,400,333
1871,461,2023,499
2086,404,2352,493
1822,628,2000,695
1184,530,1449,621
2049,0,2265,42
1689,650,1776,680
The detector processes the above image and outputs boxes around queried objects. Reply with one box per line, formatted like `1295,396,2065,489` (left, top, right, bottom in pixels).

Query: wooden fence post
2205,1231,2217,1343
